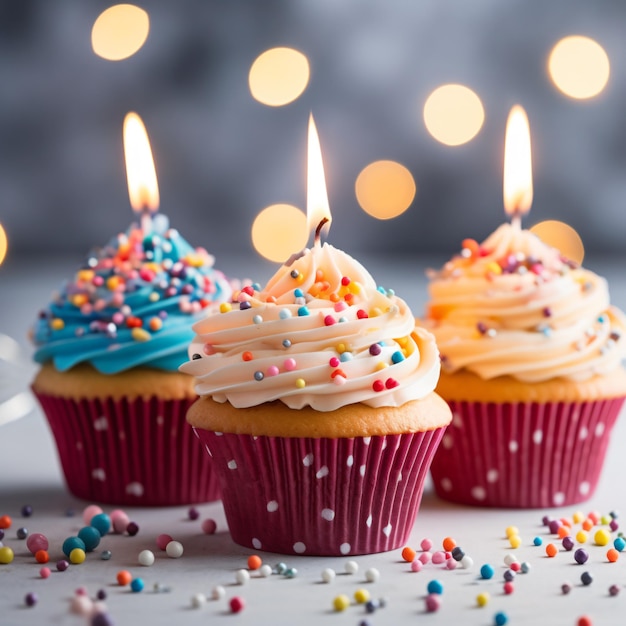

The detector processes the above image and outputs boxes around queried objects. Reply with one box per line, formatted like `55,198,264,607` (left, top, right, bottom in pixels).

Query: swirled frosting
423,223,626,383
181,242,441,411
32,215,233,374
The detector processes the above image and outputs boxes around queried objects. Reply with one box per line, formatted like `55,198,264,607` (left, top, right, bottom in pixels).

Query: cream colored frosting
424,223,626,382
181,243,441,411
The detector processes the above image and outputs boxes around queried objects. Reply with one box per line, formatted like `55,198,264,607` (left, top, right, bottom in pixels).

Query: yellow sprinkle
295,378,306,389
69,548,86,564
184,254,204,268
219,303,232,314
375,362,389,371
576,530,588,544
296,273,305,284
601,515,612,526
333,595,350,612
354,588,370,604
349,283,361,295
505,526,519,538
486,262,502,275
71,294,88,308
131,328,151,342
77,270,94,283
149,292,160,302
369,307,383,317
594,528,611,546
396,336,409,348
509,534,522,549
106,276,121,291
476,592,490,607
572,511,584,524
50,318,65,331
336,343,347,354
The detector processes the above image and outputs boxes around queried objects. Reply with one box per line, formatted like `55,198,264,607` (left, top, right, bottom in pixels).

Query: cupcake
424,223,626,508
182,241,451,555
31,214,234,506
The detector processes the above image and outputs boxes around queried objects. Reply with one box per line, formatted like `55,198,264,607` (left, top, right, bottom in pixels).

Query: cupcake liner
34,391,221,506
193,427,446,555
430,398,625,508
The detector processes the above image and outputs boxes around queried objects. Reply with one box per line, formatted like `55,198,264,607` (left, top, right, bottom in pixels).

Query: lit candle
503,105,533,230
306,114,332,245
123,112,160,234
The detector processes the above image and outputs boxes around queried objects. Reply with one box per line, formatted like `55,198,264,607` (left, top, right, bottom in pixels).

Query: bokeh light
355,160,416,219
249,47,310,106
530,220,585,264
251,204,308,263
91,4,150,61
0,222,7,266
423,84,485,146
548,36,610,99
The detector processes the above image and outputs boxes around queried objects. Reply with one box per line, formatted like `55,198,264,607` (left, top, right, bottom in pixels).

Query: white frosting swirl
424,223,626,382
181,243,441,411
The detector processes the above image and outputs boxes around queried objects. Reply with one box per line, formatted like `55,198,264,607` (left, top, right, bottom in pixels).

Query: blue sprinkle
294,288,304,297
533,536,543,546
339,352,353,362
297,306,310,317
251,282,262,292
426,579,443,595
279,309,292,319
494,611,508,626
338,317,348,323
614,536,625,552
480,563,494,579
391,351,405,364
377,286,386,294
130,578,144,593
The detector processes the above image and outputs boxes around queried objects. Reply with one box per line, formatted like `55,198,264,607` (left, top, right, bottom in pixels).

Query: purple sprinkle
126,522,139,537
609,584,620,596
188,507,200,521
574,549,589,565
542,515,551,526
56,559,70,572
25,592,37,607
96,589,107,601
369,344,382,356
476,322,488,335
91,612,115,626
562,536,575,551
610,520,619,532
21,505,33,517
561,582,572,595
548,519,562,534
239,301,251,311
542,307,552,317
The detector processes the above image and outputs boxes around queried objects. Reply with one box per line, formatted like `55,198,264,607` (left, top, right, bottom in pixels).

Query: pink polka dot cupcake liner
430,398,625,509
193,427,446,555
34,392,220,506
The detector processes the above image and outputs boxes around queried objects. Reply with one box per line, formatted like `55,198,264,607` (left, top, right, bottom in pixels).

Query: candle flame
123,112,159,213
307,113,331,242
503,105,533,219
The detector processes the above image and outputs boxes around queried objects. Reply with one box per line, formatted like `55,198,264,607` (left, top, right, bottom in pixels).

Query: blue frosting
32,215,233,374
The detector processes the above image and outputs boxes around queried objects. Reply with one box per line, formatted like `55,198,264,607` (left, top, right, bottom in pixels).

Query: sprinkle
190,593,206,609
410,559,422,572
594,528,611,546
451,546,465,561
35,550,49,563
282,339,292,348
275,562,288,575
391,351,405,364
561,582,572,594
581,571,593,586
324,315,336,326
420,538,433,551
100,550,112,560
284,358,297,371
480,564,495,579
131,328,151,342
130,578,144,592
0,546,14,564
166,541,184,558
297,306,310,316
576,530,588,543
212,585,226,600
419,552,432,564
562,536,575,551
138,550,155,566
39,567,51,578
279,309,292,319
425,594,441,612
427,580,444,595
50,318,65,330
357,309,369,319
442,536,456,551
607,548,619,562
364,567,380,583
609,584,620,596
503,569,516,582
321,568,336,583
614,537,626,551
574,548,589,564
345,560,359,574
372,380,385,392
494,611,509,625
503,553,518,566
259,564,272,577
239,301,251,310
461,555,474,569
253,314,263,324
290,270,300,279
521,561,531,573
354,588,370,604
229,596,245,613
509,534,522,549
369,343,382,356
254,371,264,381
126,521,139,536
401,546,416,562
77,526,101,551
235,569,250,585
117,570,132,586
432,551,446,564
476,592,490,607
545,543,558,558
295,378,306,389
201,518,217,535
333,595,350,612
533,536,543,546
503,581,514,594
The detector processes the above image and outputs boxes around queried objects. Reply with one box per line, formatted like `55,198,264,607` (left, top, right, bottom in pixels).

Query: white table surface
1,253,626,626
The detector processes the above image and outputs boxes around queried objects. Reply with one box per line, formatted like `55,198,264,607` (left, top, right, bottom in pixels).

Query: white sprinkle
259,564,272,578
345,560,359,575
191,593,206,608
165,541,184,558
211,585,226,600
461,555,474,569
504,553,518,566
235,569,250,585
138,549,155,566
365,567,380,583
321,568,336,583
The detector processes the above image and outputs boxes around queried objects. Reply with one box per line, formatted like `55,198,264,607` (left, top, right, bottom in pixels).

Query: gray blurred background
1,0,626,266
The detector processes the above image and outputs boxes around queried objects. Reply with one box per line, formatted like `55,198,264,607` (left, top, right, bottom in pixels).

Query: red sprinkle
230,596,245,613
329,357,340,368
341,277,351,286
241,286,255,296
356,309,369,319
372,380,385,392
385,378,399,389
324,315,336,326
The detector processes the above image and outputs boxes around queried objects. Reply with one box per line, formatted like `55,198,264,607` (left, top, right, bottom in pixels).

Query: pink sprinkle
92,276,104,287
284,358,297,371
329,357,340,368
40,567,51,579
204,343,216,355
112,312,124,325
504,581,514,594
237,292,250,303
111,512,130,534
420,538,433,551
446,558,457,570
80,304,93,315
156,533,174,550
324,315,336,326
202,519,217,535
334,301,348,313
419,552,432,565
410,559,423,572
75,587,88,596
266,365,280,377
432,551,446,564
82,505,103,525
70,595,93,616
425,594,441,613
333,375,346,385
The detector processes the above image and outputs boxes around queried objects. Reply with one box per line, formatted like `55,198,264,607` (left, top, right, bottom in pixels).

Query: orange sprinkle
329,293,340,303
0,515,11,529
116,570,132,586
588,511,601,524
247,554,263,570
559,517,572,528
545,543,558,558
582,519,594,531
242,352,253,362
35,550,49,564
330,369,347,379
442,537,456,552
315,270,324,282
607,548,619,563
557,526,570,539
265,295,277,304
401,546,416,563
462,238,480,256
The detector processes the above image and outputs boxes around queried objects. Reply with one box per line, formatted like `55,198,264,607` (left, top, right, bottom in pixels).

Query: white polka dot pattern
267,500,279,512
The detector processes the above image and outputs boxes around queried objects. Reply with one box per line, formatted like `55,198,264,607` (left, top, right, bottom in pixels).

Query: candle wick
314,218,329,245
511,213,522,231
